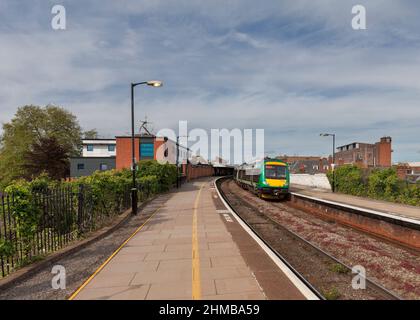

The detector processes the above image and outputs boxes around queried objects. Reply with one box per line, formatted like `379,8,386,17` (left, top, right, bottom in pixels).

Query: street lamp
131,80,163,215
320,133,336,192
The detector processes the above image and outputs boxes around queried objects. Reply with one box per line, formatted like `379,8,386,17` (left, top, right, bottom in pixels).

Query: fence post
77,184,84,234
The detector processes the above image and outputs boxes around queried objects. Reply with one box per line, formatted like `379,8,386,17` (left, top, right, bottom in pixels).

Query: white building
82,139,116,157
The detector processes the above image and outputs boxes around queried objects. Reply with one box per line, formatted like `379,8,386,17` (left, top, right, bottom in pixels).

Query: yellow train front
234,158,290,199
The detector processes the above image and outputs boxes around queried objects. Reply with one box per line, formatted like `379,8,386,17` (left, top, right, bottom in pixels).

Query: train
234,158,290,200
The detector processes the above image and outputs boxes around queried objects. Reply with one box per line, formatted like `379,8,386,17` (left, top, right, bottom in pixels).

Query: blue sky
0,0,420,162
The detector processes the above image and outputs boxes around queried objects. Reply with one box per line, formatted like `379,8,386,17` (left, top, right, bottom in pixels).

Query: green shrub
136,160,177,191
4,180,41,254
0,239,15,257
328,165,365,196
328,165,420,206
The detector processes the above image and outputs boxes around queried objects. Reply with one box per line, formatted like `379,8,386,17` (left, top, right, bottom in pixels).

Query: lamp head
147,80,163,87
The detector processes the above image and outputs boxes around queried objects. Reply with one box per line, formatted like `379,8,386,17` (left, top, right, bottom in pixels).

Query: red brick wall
396,164,409,180
116,137,140,170
186,164,214,181
376,137,392,167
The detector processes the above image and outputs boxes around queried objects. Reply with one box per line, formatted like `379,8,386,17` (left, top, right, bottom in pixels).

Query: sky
0,0,419,162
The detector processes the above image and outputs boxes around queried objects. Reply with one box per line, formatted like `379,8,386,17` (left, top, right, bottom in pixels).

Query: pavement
291,184,420,222
72,177,306,300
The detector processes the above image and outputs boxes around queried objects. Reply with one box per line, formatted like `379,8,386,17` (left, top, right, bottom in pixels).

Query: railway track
216,177,402,300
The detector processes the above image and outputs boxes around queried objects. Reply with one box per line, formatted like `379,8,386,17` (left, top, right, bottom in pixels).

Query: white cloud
0,0,419,162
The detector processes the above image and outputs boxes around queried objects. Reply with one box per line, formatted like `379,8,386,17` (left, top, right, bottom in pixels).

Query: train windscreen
265,165,287,180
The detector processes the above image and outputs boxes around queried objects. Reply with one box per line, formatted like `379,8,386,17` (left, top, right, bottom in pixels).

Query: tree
22,136,70,180
83,129,99,139
0,105,83,185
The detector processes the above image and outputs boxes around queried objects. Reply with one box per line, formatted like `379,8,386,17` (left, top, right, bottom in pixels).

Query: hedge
327,165,420,206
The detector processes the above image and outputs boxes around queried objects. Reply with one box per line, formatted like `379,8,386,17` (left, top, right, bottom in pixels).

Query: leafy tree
22,136,70,180
83,129,99,139
0,105,83,185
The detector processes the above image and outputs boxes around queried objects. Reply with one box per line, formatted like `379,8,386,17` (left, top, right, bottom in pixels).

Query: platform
72,177,307,300
291,185,420,222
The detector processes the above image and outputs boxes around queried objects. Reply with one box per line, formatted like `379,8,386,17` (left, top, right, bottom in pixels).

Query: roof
115,134,156,138
70,156,116,159
337,142,367,149
408,162,420,167
83,139,116,144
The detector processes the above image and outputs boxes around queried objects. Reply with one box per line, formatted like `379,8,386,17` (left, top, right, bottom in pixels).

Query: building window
108,144,115,152
87,144,94,152
99,163,108,171
77,163,85,170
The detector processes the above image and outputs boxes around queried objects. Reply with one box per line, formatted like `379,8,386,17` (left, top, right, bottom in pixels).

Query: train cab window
265,165,287,179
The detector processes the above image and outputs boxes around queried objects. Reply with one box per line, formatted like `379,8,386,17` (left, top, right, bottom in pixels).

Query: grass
330,263,349,274
322,287,341,300
18,254,46,268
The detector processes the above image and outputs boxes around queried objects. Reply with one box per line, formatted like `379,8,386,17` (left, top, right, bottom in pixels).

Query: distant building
396,162,420,182
115,134,191,170
276,155,331,174
277,155,321,163
289,158,331,174
335,136,392,168
82,139,116,157
70,139,116,178
70,135,192,178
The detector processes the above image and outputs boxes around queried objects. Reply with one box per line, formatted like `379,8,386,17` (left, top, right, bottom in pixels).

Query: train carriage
234,158,290,199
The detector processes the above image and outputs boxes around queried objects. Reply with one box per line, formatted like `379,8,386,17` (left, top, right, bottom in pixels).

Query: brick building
276,155,331,174
69,131,216,182
396,162,420,182
115,134,191,170
335,137,392,168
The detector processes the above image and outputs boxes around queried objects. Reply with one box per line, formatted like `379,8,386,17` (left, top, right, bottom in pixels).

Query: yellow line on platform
68,206,162,300
192,183,204,300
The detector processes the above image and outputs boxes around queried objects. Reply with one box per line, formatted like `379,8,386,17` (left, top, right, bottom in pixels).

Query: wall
336,143,374,168
289,194,420,249
70,157,116,178
290,173,332,190
186,164,214,181
116,137,140,170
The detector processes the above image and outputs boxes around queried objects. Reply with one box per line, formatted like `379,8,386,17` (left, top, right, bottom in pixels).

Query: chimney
376,136,392,167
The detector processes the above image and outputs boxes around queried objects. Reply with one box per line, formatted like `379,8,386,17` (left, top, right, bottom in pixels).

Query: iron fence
0,182,152,278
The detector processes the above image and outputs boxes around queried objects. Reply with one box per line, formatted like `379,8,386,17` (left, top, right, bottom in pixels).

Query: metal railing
0,182,153,278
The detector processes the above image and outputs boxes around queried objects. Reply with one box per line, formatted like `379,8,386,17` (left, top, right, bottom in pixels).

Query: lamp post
320,133,336,192
131,80,162,215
